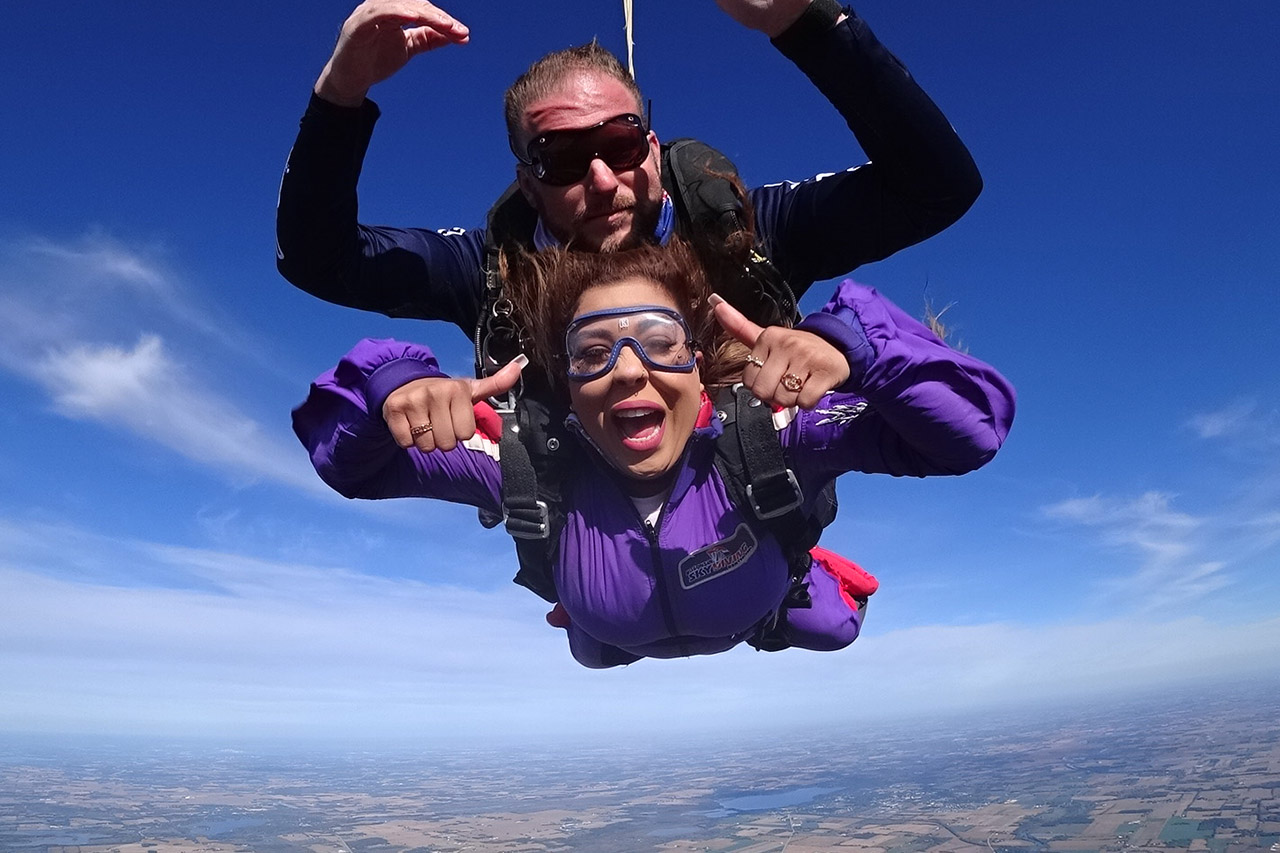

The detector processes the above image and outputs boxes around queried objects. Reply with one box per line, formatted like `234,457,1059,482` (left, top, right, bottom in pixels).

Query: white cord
623,0,635,78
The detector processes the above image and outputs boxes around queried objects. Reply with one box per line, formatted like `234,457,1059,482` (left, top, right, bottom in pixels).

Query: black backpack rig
473,138,836,651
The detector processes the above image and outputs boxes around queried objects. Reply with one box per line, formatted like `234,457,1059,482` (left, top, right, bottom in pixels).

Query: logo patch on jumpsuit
678,524,758,590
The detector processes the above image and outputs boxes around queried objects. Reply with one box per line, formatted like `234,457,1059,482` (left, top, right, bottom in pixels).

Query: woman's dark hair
501,237,751,394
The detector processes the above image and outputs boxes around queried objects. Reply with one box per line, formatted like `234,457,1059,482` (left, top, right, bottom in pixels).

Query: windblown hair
501,238,751,395
504,42,644,146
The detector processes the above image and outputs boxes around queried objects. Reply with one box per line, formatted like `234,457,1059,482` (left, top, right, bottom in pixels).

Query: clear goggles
512,114,650,186
564,305,698,382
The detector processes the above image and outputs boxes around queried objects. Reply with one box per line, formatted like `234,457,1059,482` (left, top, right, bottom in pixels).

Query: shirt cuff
771,0,848,54
305,90,381,123
366,357,445,416
796,309,874,392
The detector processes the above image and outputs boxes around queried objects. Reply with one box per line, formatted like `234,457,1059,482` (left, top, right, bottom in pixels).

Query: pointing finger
709,293,764,348
469,354,528,403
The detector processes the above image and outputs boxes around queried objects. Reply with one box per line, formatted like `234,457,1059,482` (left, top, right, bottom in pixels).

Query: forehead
573,277,680,318
522,70,643,137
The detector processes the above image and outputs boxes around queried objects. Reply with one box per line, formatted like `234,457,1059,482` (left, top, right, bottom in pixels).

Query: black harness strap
499,415,548,540
732,388,806,529
500,413,559,602
497,393,570,604
715,386,814,596
713,385,844,652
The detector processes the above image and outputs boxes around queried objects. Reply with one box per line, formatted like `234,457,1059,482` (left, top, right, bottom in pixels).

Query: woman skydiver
292,239,1015,667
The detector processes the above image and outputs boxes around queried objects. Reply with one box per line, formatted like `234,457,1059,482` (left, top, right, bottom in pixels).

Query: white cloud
1045,491,1195,531
37,334,169,417
1187,399,1258,440
1186,399,1280,457
1042,491,1233,611
2,232,253,349
1238,511,1280,549
840,617,1280,714
0,233,331,494
1,230,307,381
0,520,591,737
18,232,170,293
1,518,1278,741
22,333,323,492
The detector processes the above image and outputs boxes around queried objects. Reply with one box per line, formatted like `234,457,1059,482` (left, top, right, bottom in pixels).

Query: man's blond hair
504,41,644,147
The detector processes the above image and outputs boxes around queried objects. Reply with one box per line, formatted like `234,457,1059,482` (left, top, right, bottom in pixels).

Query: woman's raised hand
382,355,526,453
710,294,849,410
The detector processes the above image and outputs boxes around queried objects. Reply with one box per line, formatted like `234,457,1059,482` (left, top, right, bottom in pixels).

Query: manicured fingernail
514,354,529,369
708,294,725,306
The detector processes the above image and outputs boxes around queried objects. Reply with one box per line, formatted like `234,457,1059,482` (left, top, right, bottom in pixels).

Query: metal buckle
746,469,803,520
479,296,528,411
489,388,519,415
503,500,550,540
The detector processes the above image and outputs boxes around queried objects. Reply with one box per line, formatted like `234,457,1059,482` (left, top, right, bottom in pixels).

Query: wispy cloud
1043,491,1231,611
26,333,320,491
0,518,587,736
1188,400,1255,439
1,231,306,379
1,232,226,344
1042,395,1280,616
833,617,1280,714
18,232,171,293
0,233,324,493
1238,511,1280,550
1187,398,1279,447
1045,491,1196,530
3,517,1278,740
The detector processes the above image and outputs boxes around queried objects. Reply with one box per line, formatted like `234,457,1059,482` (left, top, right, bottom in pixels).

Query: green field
1159,817,1214,846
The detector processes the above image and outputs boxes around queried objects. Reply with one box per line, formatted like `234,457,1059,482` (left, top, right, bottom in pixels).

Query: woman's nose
611,342,648,382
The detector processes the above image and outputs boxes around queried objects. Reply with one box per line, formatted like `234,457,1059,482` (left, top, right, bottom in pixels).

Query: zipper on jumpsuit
640,512,686,655
568,416,697,655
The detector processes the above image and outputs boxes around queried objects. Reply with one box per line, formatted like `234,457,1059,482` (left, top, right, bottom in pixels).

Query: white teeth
615,409,655,419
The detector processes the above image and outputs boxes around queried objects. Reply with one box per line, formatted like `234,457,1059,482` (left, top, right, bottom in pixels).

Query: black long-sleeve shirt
275,9,982,333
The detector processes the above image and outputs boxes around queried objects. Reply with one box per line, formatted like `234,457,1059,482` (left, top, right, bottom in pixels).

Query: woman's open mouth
613,407,666,451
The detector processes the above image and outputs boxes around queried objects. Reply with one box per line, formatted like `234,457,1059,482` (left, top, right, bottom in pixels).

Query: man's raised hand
382,355,526,454
315,0,470,108
710,294,850,410
713,0,814,38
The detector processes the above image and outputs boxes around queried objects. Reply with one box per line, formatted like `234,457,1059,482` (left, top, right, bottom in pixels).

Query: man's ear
648,130,661,176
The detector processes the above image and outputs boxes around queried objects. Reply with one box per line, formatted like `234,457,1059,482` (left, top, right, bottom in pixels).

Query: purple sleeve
787,281,1016,479
291,338,503,511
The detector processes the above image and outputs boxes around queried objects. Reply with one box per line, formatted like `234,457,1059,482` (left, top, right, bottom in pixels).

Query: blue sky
2,0,1278,741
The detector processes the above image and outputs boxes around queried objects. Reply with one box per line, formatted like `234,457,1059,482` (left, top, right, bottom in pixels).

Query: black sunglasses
511,114,651,186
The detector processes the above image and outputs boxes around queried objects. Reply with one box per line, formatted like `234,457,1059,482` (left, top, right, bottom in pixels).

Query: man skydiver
276,0,983,451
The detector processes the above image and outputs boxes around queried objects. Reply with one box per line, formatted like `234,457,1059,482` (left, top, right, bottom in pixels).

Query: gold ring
410,422,434,438
781,373,804,392
746,355,765,368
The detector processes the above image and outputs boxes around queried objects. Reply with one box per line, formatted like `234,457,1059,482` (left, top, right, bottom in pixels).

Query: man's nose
584,157,620,191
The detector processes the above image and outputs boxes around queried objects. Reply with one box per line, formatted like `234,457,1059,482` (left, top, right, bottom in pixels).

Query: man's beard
595,200,661,253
